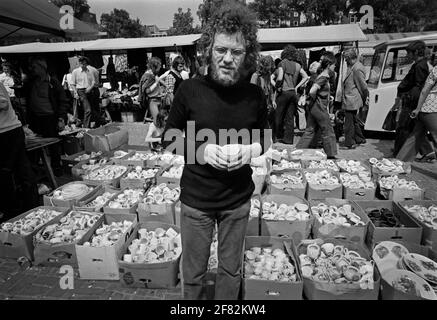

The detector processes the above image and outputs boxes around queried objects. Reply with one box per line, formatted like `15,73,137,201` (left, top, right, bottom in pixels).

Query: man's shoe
339,144,357,150
327,156,338,160
357,139,367,145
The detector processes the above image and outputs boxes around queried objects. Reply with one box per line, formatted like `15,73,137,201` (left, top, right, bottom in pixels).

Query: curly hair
281,44,298,61
319,51,336,72
148,57,162,74
257,55,274,76
197,0,260,76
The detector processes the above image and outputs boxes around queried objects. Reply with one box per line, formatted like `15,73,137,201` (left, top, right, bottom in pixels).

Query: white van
364,33,437,132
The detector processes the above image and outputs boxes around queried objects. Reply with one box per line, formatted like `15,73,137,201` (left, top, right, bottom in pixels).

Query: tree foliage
51,0,90,19
168,8,199,36
100,9,148,38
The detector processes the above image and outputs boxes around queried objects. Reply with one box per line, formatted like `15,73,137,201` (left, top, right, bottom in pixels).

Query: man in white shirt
71,56,100,128
0,62,15,98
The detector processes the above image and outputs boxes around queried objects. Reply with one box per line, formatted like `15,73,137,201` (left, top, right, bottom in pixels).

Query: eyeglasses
213,46,246,59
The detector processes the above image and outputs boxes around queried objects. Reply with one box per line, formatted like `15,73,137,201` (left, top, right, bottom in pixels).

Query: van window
368,50,385,85
381,48,414,83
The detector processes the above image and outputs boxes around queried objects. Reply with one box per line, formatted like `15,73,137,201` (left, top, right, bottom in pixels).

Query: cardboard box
137,184,179,224
268,169,307,199
344,186,376,201
288,149,327,161
76,214,137,280
43,182,101,208
120,167,157,190
103,188,143,216
33,211,102,267
355,200,423,249
378,182,424,201
74,185,120,212
397,200,437,251
62,134,84,155
260,194,312,244
83,124,128,152
118,222,181,289
296,238,380,300
82,165,129,188
156,165,182,188
310,198,370,244
0,207,69,260
304,169,343,200
174,201,181,227
374,240,437,300
370,159,412,178
242,236,303,300
71,157,116,180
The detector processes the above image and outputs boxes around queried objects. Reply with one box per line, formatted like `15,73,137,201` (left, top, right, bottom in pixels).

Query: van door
365,47,414,131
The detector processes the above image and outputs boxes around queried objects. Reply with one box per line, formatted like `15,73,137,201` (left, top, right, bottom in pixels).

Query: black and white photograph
0,0,437,306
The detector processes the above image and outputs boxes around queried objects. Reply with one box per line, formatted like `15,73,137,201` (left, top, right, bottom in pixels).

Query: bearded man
162,1,271,300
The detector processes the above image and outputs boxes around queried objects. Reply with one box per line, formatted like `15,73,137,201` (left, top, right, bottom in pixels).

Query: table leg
41,147,58,189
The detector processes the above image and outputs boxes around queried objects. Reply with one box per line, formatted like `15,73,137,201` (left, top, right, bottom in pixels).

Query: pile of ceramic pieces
35,211,101,244
311,203,366,226
271,149,288,160
369,158,405,173
262,201,310,221
304,170,340,186
142,184,181,205
123,227,182,263
171,155,185,166
307,160,339,171
244,247,297,282
379,175,421,190
340,173,375,189
290,149,326,159
127,152,152,161
112,150,129,159
53,183,93,201
299,242,374,288
160,153,177,164
250,198,261,218
126,166,159,179
80,159,109,174
84,165,127,181
337,159,368,173
208,232,218,271
402,205,437,229
272,159,301,171
83,220,133,247
74,151,102,162
108,189,145,209
162,165,184,178
270,172,304,187
83,191,117,208
0,208,63,235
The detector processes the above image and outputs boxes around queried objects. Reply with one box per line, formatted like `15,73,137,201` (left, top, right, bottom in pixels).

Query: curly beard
209,59,248,87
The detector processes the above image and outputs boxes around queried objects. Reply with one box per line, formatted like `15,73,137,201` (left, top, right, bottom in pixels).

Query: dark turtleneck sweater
162,75,271,211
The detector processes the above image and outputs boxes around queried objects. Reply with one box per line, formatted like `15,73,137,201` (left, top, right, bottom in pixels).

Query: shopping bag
382,110,397,131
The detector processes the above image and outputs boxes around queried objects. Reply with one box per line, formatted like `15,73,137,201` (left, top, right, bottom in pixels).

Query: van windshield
368,50,385,86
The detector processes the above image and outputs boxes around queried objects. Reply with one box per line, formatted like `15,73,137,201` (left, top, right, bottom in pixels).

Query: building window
294,12,299,18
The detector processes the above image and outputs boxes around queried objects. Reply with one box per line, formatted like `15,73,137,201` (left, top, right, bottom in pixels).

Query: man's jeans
78,88,100,128
180,200,250,300
275,90,297,143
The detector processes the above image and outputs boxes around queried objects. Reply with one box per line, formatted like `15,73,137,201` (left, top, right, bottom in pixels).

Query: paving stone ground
0,138,436,300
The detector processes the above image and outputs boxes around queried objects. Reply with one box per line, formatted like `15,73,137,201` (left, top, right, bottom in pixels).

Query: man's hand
57,118,66,131
73,91,79,99
410,109,420,119
204,144,228,170
228,143,262,172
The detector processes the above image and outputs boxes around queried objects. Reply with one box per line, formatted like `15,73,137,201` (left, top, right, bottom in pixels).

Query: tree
197,0,226,27
100,9,148,38
51,0,90,19
168,8,196,36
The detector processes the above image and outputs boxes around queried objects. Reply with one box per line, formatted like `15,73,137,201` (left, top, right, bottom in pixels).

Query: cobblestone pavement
0,139,436,300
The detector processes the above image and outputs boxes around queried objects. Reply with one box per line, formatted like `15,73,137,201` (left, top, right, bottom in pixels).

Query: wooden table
25,136,61,189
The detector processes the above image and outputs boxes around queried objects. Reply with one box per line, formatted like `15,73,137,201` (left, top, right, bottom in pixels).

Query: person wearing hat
340,48,368,149
25,56,69,176
71,56,100,128
391,40,434,160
